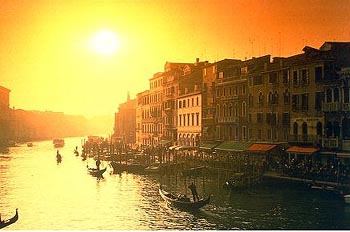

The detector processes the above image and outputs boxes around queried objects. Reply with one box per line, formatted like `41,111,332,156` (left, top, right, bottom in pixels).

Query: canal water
1,137,350,230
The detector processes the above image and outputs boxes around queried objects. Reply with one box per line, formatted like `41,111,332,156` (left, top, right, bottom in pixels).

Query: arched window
293,122,298,135
216,104,220,117
229,103,233,117
274,91,279,104
258,92,264,104
234,103,239,117
302,122,308,141
268,91,273,104
242,102,247,117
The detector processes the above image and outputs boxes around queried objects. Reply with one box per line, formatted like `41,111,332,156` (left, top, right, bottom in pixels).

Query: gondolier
188,182,199,202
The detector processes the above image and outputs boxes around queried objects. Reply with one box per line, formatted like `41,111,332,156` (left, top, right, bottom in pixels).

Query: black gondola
0,208,18,229
87,167,107,177
159,186,210,210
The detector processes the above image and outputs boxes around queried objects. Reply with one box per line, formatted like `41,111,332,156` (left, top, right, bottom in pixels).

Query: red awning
286,146,318,154
246,144,277,152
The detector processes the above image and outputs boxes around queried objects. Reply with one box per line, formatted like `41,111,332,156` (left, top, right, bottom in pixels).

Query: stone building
0,86,10,145
113,93,136,146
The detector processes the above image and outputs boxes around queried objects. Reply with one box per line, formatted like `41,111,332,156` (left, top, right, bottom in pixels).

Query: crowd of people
277,157,350,184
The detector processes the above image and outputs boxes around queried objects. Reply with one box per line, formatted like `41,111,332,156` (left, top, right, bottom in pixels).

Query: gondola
87,167,106,177
159,185,210,210
0,208,18,229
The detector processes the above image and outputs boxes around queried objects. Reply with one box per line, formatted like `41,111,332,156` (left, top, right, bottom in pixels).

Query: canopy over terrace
246,143,277,152
286,146,319,163
199,142,221,151
214,141,253,152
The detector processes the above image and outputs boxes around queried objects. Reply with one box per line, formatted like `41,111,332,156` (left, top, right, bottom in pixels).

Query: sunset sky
1,0,349,117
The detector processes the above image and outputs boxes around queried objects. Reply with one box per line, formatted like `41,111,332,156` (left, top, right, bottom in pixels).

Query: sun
90,30,120,56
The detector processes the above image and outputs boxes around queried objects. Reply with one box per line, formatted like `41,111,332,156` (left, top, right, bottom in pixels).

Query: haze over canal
1,137,350,230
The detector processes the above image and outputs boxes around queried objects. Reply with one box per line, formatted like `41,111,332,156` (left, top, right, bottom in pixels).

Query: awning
199,142,220,150
157,140,171,145
215,141,253,152
286,146,319,154
246,143,277,152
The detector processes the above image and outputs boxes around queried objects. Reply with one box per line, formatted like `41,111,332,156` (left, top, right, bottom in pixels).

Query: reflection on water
1,137,350,230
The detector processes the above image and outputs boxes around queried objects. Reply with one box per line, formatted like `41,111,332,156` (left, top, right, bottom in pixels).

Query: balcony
343,103,350,111
288,134,319,144
322,102,340,112
322,137,340,149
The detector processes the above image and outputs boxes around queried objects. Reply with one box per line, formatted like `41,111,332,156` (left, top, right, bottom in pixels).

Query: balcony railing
288,134,319,144
322,137,340,149
322,102,340,112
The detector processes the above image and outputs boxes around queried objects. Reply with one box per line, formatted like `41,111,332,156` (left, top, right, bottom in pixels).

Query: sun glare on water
90,30,120,56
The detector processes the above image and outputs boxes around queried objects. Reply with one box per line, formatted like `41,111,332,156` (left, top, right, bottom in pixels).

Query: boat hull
159,186,210,210
88,167,107,177
0,209,18,229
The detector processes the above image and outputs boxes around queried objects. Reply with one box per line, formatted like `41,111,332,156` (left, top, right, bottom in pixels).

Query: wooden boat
159,186,210,210
145,163,162,173
27,142,33,147
309,183,343,195
53,138,65,148
0,208,18,229
87,167,107,177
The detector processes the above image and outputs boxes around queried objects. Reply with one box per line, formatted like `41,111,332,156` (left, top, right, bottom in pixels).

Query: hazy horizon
1,0,349,117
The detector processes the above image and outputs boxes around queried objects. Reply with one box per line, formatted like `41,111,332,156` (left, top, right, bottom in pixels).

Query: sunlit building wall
0,86,10,145
113,94,136,146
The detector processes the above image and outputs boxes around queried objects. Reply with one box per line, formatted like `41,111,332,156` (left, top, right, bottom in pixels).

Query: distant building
0,86,10,145
113,93,136,146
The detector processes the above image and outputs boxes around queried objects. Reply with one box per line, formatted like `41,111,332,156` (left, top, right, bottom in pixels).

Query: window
196,113,199,126
242,85,247,94
301,93,309,110
253,76,263,85
187,114,190,126
292,70,298,86
300,69,309,86
292,95,299,111
284,89,290,105
282,69,289,84
196,97,199,106
315,66,323,82
248,94,253,106
282,113,290,126
257,113,263,123
242,102,246,117
334,88,340,102
191,113,194,126
179,101,182,108
315,92,323,111
269,72,278,84
258,92,264,105
183,100,186,107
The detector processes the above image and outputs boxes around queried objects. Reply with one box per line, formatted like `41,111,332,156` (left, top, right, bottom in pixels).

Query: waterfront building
113,93,136,146
136,90,150,147
201,59,238,142
0,86,10,146
162,62,190,144
146,72,164,146
177,59,206,146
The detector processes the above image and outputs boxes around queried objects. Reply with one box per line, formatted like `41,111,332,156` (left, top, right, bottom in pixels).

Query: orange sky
1,0,349,117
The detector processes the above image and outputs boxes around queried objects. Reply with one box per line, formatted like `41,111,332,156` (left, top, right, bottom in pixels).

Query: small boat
145,163,162,173
309,183,343,195
87,167,107,177
27,142,33,147
53,138,65,148
0,208,18,229
159,186,210,210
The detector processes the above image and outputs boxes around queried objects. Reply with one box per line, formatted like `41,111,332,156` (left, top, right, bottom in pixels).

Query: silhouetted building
0,86,10,146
